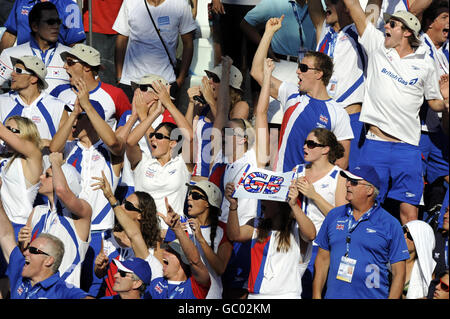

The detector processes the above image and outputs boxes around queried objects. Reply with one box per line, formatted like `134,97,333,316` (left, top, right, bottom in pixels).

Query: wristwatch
110,200,120,209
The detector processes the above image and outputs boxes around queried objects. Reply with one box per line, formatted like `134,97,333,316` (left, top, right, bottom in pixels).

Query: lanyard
445,237,448,268
289,0,308,49
345,206,374,257
30,43,57,68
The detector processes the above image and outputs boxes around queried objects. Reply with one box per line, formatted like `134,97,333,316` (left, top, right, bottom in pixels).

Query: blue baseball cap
340,165,381,190
113,258,152,285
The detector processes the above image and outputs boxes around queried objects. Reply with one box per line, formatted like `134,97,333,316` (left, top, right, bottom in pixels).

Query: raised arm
50,152,92,242
49,100,82,153
91,171,150,259
0,198,17,264
308,0,327,44
224,183,254,242
342,0,369,37
255,58,273,168
250,16,284,99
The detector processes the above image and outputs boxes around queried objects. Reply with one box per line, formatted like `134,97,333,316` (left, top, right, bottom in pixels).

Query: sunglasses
189,191,207,201
403,226,414,241
387,19,401,29
118,270,131,278
304,140,326,149
149,132,170,140
298,63,320,73
43,18,62,26
139,84,155,92
6,126,20,134
13,66,32,75
123,199,142,213
439,279,449,293
346,178,372,187
27,246,50,256
65,58,80,67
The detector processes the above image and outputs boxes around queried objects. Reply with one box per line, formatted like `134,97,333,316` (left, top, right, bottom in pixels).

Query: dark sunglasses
403,226,414,241
43,18,62,26
298,63,320,73
6,126,20,134
27,246,50,256
139,84,155,92
123,199,142,213
387,19,400,29
346,178,372,187
118,270,131,278
189,191,207,201
13,66,32,75
439,279,449,292
304,140,325,149
149,132,170,140
66,58,80,67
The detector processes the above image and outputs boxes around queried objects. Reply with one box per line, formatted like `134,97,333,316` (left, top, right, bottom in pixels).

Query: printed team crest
336,224,345,230
145,168,156,178
91,154,101,162
31,116,41,124
21,9,29,15
319,114,329,125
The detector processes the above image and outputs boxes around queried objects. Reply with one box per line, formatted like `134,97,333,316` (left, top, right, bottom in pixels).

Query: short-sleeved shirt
0,91,66,140
112,0,197,84
0,39,70,93
83,0,123,34
148,276,210,299
275,81,354,172
3,0,86,46
358,23,441,146
50,81,131,129
8,246,88,299
244,0,316,55
315,203,410,299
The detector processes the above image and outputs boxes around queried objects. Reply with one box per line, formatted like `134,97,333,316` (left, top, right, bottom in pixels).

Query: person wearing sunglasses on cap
17,152,92,289
0,55,69,146
51,43,131,130
49,76,124,295
401,220,437,299
90,170,164,298
0,199,92,299
250,16,353,173
100,258,152,299
184,180,233,299
426,269,449,299
149,198,211,299
0,2,71,93
342,0,449,225
125,79,193,239
313,165,410,299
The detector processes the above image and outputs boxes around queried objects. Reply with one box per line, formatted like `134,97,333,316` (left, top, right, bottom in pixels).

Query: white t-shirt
0,91,66,141
113,0,197,85
0,41,70,93
133,153,190,230
358,23,441,146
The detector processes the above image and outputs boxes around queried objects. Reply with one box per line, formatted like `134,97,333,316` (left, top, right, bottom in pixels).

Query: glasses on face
139,84,155,92
123,199,142,213
208,73,220,83
149,132,170,140
65,58,80,67
298,63,320,73
403,226,414,241
189,191,207,201
43,18,62,26
5,126,20,134
387,19,401,29
346,178,372,187
304,139,326,149
13,66,32,75
439,279,450,293
27,246,50,256
118,270,132,278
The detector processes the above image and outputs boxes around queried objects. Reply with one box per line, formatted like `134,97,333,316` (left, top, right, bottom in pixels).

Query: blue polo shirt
315,203,409,299
7,247,89,299
4,0,86,46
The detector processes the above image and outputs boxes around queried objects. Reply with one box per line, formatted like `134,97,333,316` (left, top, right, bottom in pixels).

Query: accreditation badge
336,256,357,283
328,79,338,98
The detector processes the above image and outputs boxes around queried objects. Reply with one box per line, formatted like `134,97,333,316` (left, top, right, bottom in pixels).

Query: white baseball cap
186,180,223,212
204,64,243,91
10,55,48,90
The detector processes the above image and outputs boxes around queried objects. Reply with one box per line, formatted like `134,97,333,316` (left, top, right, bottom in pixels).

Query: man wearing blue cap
312,165,410,299
101,258,152,299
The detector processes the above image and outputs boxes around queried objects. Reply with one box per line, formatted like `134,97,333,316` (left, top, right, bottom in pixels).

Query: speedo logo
381,68,418,86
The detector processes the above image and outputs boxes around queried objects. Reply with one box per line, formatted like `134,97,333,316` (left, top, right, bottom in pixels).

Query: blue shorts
419,130,449,184
348,112,366,171
358,139,424,205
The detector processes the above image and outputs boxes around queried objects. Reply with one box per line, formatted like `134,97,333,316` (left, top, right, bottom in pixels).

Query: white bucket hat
60,43,102,67
10,55,48,90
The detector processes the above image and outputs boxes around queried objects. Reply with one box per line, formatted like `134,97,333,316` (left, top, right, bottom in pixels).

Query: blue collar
29,36,57,53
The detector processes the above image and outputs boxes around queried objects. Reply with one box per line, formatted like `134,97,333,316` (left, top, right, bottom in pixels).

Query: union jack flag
336,224,345,231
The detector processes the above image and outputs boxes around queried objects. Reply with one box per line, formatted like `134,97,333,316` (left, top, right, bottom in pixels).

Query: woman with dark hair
91,171,164,298
185,180,233,299
125,79,194,237
224,181,316,299
293,127,348,298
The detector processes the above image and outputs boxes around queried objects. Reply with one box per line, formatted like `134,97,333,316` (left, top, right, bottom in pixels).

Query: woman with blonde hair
0,115,43,237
